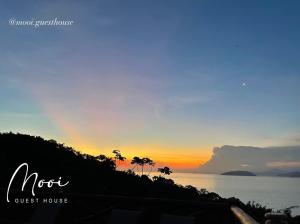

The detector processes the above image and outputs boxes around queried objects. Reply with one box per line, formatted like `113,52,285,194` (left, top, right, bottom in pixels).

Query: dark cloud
198,145,300,174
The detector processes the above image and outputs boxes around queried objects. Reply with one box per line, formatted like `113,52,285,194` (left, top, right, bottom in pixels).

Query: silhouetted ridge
0,132,218,200
1,132,283,224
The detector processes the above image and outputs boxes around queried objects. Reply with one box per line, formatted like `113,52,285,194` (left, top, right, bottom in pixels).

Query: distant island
221,171,256,176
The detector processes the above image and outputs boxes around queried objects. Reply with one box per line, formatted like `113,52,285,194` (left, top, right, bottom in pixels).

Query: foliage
112,149,126,168
153,175,175,185
96,154,116,170
157,166,172,176
131,156,155,175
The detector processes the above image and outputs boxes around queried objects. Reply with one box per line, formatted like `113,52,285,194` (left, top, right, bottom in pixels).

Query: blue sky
0,0,300,167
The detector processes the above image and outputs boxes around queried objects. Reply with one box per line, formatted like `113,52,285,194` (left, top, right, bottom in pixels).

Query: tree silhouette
131,156,143,173
143,157,155,175
96,154,116,170
131,156,155,175
157,166,172,176
112,149,126,168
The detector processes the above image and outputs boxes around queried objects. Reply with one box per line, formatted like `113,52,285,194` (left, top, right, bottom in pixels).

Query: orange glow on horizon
67,143,213,170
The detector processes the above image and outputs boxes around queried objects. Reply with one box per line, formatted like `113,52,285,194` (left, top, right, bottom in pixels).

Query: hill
221,171,256,176
0,132,278,223
0,132,219,200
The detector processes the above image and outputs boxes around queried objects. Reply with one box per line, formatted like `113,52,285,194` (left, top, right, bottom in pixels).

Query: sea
168,173,300,216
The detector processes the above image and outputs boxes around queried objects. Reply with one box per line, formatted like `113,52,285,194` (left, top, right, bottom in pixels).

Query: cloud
198,145,300,174
266,161,300,168
240,164,252,168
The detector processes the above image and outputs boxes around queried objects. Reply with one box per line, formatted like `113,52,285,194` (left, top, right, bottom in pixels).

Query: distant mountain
277,171,300,177
221,171,256,176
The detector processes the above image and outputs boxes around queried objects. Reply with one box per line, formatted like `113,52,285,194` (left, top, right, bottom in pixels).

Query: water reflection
169,173,300,216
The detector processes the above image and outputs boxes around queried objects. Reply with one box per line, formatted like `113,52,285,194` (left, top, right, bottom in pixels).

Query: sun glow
73,143,213,170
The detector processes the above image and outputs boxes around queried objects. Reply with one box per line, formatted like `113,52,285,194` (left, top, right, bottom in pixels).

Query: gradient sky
1,0,300,169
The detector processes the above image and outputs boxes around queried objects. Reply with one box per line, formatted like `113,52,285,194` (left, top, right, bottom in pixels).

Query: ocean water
169,173,300,216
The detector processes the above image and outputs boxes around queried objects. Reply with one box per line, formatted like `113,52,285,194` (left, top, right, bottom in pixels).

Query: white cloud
267,161,300,168
241,164,252,168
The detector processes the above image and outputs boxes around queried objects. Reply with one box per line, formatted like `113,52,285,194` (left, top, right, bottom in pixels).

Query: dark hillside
1,133,286,224
0,132,219,200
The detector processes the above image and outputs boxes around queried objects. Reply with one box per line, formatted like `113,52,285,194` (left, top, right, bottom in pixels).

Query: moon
242,82,246,86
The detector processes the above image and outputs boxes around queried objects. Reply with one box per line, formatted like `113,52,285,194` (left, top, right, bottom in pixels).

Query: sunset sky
1,0,300,169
